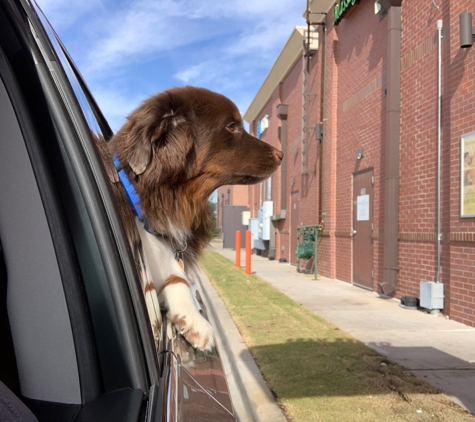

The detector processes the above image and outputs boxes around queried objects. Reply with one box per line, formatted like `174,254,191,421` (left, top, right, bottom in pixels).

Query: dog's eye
226,122,237,133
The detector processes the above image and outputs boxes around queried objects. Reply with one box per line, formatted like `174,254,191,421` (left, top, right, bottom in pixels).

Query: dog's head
112,86,283,199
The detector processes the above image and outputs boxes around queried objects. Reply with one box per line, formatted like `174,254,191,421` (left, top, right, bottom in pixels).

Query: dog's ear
121,90,193,176
155,119,196,182
125,128,151,175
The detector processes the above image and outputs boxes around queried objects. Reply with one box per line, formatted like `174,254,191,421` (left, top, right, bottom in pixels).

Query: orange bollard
235,231,241,268
245,230,251,275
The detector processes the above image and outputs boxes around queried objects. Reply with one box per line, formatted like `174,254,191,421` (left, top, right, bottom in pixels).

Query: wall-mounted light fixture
374,0,390,16
356,148,364,160
290,178,295,186
374,0,402,17
460,13,475,48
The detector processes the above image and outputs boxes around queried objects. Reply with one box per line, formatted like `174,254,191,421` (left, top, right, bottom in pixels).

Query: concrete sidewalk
208,241,475,415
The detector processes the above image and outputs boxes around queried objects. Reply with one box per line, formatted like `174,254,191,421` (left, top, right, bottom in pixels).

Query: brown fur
158,275,189,296
107,86,283,271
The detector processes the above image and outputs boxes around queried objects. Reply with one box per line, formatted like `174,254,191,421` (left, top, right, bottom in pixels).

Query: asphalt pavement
198,241,475,420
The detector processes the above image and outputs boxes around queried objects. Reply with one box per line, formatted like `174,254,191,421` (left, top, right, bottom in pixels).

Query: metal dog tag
175,251,185,270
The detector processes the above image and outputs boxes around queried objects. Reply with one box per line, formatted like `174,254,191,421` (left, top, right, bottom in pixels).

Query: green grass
201,251,475,422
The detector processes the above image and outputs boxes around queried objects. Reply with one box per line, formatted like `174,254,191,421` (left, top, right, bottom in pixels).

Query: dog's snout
273,149,284,162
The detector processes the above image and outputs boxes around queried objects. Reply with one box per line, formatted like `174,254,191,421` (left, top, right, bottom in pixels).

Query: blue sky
36,0,306,132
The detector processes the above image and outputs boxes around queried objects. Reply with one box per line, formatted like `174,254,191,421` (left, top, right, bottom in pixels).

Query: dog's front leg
159,275,215,352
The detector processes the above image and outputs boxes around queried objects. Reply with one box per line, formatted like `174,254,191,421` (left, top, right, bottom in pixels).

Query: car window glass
33,6,162,353
35,13,102,138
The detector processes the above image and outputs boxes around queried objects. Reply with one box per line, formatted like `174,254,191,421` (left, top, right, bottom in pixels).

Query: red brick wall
332,0,387,284
238,0,475,327
445,1,475,324
399,1,475,326
399,2,441,300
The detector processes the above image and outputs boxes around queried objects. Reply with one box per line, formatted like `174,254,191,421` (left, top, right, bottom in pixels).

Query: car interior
0,3,152,420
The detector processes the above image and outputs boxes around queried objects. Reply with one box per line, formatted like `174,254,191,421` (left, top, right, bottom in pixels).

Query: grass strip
201,251,474,422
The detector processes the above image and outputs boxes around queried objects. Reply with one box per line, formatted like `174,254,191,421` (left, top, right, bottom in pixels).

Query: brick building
220,0,475,327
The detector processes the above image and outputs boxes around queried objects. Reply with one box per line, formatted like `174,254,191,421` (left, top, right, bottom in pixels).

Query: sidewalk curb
197,268,287,422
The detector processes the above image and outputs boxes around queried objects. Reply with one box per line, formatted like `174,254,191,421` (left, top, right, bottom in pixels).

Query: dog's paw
169,307,215,352
160,279,215,352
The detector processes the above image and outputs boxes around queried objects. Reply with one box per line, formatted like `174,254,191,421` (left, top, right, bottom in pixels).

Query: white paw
161,280,215,352
169,307,215,352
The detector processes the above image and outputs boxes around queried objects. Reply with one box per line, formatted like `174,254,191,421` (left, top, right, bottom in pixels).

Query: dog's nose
273,149,284,162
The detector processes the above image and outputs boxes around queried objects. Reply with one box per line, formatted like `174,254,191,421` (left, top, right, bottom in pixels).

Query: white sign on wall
357,194,369,221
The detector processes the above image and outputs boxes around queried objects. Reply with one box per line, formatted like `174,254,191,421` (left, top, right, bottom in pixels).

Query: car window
35,13,102,137
32,4,162,356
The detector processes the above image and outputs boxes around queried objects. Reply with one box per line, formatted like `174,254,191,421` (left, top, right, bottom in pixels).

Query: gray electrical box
420,281,444,310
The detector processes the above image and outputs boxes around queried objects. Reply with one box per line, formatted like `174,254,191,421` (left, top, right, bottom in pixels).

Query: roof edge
243,26,306,124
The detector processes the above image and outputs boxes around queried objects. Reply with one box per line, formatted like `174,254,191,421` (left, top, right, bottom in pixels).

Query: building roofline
243,26,305,124
243,0,333,124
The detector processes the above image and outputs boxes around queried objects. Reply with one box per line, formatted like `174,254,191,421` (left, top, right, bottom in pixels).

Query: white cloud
39,0,303,86
80,0,234,75
36,0,103,30
37,0,306,131
186,0,301,20
91,86,144,131
172,1,303,97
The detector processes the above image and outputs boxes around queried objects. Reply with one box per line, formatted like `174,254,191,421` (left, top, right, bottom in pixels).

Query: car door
0,1,158,420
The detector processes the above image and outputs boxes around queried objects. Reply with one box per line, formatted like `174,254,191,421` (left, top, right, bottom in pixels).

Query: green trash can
295,224,320,279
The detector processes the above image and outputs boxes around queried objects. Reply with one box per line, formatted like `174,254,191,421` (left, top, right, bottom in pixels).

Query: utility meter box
420,281,444,310
249,218,265,250
258,201,273,240
242,211,250,226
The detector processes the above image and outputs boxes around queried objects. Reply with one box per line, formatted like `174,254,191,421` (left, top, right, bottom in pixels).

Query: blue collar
114,155,143,220
114,156,170,239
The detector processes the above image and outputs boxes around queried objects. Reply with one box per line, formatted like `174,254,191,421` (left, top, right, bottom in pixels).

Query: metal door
290,192,299,265
222,205,247,248
353,169,373,290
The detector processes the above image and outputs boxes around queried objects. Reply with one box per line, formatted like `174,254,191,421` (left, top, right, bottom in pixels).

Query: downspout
305,4,327,227
276,104,288,215
266,177,272,201
319,17,327,227
275,104,288,261
436,19,442,283
380,5,402,296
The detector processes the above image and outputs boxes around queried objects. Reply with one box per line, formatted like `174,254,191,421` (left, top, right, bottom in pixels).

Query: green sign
333,0,359,25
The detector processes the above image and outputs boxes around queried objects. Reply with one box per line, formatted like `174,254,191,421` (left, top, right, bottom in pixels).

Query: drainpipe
270,104,288,261
305,5,327,227
319,18,327,227
276,104,288,216
436,19,442,283
380,5,402,296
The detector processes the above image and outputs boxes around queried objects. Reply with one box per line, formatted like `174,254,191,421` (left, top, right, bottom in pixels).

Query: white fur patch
161,282,214,351
135,218,214,351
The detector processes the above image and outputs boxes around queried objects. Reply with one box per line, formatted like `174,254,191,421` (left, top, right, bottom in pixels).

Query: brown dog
108,86,283,351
